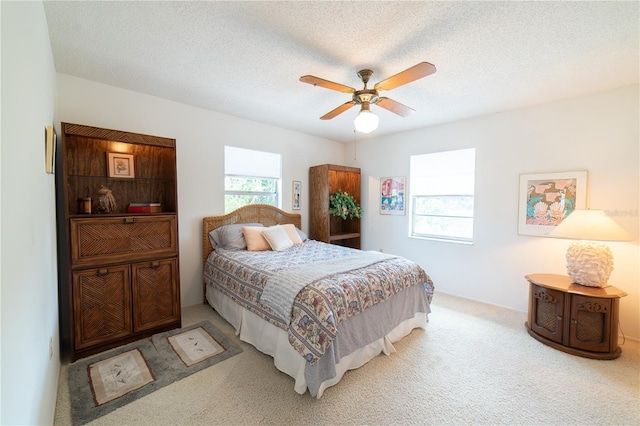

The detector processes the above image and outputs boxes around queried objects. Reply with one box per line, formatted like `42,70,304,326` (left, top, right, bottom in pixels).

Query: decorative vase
97,185,117,214
565,241,613,288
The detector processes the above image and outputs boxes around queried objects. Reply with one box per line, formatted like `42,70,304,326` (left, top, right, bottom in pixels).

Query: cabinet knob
556,316,562,321
96,269,108,276
124,217,136,224
150,261,160,269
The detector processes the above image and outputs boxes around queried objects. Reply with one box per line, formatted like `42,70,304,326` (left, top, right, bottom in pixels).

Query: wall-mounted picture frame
107,152,135,178
518,170,587,237
292,180,301,210
45,125,56,174
380,176,406,215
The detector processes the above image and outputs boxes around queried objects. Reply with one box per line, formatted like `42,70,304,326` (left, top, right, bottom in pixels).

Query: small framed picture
107,152,135,178
292,180,301,210
380,177,406,215
45,125,56,174
518,170,587,236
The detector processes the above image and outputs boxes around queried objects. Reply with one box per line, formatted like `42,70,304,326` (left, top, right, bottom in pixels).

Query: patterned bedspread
204,240,434,364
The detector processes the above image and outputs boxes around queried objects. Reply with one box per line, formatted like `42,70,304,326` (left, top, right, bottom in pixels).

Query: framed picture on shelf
292,180,301,210
518,170,587,237
107,152,135,178
380,176,406,215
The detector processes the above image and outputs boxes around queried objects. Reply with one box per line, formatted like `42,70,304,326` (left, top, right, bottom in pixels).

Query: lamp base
565,241,613,288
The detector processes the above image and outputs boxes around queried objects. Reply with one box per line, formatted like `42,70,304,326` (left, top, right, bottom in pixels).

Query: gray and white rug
68,321,242,425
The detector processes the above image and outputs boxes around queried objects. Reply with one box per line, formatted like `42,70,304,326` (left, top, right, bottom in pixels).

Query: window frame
224,146,282,213
409,148,476,244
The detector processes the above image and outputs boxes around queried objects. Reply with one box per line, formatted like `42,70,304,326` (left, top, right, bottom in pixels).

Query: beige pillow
261,225,294,251
282,223,304,245
242,226,271,251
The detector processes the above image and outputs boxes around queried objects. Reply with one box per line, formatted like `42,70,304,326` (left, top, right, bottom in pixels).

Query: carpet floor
54,292,640,425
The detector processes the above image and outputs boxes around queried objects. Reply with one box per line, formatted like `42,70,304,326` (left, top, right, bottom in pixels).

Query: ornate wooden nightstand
525,274,627,360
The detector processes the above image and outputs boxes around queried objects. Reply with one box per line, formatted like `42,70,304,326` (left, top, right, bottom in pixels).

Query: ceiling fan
299,62,436,133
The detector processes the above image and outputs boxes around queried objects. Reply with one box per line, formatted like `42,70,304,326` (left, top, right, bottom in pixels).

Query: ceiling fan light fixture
353,103,379,134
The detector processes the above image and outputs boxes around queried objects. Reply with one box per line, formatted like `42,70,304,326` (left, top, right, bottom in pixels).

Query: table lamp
549,209,632,287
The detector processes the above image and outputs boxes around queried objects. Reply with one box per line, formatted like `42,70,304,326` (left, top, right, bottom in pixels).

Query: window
224,146,281,213
409,148,476,243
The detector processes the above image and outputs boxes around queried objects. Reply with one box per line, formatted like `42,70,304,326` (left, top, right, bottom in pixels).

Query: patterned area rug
68,321,242,426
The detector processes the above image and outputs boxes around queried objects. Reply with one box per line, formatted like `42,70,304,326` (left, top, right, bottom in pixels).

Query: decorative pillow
209,223,263,250
282,223,304,245
262,225,294,251
296,227,308,242
242,226,271,251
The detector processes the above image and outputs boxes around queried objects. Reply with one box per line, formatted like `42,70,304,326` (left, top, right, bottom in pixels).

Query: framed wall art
45,125,56,174
292,180,301,210
380,176,406,215
107,152,135,178
518,170,587,236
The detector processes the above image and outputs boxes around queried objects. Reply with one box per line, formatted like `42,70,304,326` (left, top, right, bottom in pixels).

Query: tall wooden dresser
56,123,181,361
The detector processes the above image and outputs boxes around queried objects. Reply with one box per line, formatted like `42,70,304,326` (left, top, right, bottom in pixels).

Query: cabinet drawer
72,265,132,350
70,215,178,267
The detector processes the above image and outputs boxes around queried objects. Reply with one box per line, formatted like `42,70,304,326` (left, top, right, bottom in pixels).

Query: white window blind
224,146,281,178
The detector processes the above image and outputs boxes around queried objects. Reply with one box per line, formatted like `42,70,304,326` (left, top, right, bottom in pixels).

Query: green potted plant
329,190,363,220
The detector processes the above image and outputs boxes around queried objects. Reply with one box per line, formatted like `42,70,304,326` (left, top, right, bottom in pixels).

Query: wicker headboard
202,204,302,301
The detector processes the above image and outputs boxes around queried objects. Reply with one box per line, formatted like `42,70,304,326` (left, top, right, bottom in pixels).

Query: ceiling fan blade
374,62,437,91
320,101,356,120
376,97,415,117
300,75,355,93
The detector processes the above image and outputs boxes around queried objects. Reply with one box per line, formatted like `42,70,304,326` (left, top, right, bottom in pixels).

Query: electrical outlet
49,337,53,360
379,248,384,252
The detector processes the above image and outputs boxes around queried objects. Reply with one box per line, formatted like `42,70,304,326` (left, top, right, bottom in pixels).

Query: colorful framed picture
380,176,406,215
518,171,587,236
107,152,135,178
292,180,301,210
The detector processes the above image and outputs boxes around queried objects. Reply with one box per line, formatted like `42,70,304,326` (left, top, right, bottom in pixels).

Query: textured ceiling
43,1,639,143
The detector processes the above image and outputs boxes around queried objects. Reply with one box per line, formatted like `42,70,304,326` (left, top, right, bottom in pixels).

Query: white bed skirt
206,285,427,398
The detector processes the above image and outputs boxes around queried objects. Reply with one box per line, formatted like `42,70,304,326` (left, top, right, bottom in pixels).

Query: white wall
55,74,347,307
0,2,60,424
357,85,640,340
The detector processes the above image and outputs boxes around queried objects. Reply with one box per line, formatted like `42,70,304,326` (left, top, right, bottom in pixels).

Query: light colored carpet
54,292,640,425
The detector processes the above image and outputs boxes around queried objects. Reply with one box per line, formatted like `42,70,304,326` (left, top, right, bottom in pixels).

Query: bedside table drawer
70,215,177,267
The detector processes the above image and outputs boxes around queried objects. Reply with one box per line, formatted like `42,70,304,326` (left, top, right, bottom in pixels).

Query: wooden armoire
55,123,181,361
309,164,361,249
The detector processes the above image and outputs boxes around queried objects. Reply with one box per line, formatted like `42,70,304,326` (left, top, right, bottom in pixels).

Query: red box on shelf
127,203,162,213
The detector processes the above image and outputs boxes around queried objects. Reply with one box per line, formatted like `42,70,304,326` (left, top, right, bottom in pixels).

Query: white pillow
261,225,294,251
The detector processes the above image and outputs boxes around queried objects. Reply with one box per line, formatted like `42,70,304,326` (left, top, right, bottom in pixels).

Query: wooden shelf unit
56,123,181,361
309,164,361,249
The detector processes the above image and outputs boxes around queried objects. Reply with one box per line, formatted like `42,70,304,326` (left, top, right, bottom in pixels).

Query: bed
202,204,434,398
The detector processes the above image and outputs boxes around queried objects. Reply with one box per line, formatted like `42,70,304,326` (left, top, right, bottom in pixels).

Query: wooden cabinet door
569,295,612,353
72,265,132,350
132,258,180,332
530,284,565,344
